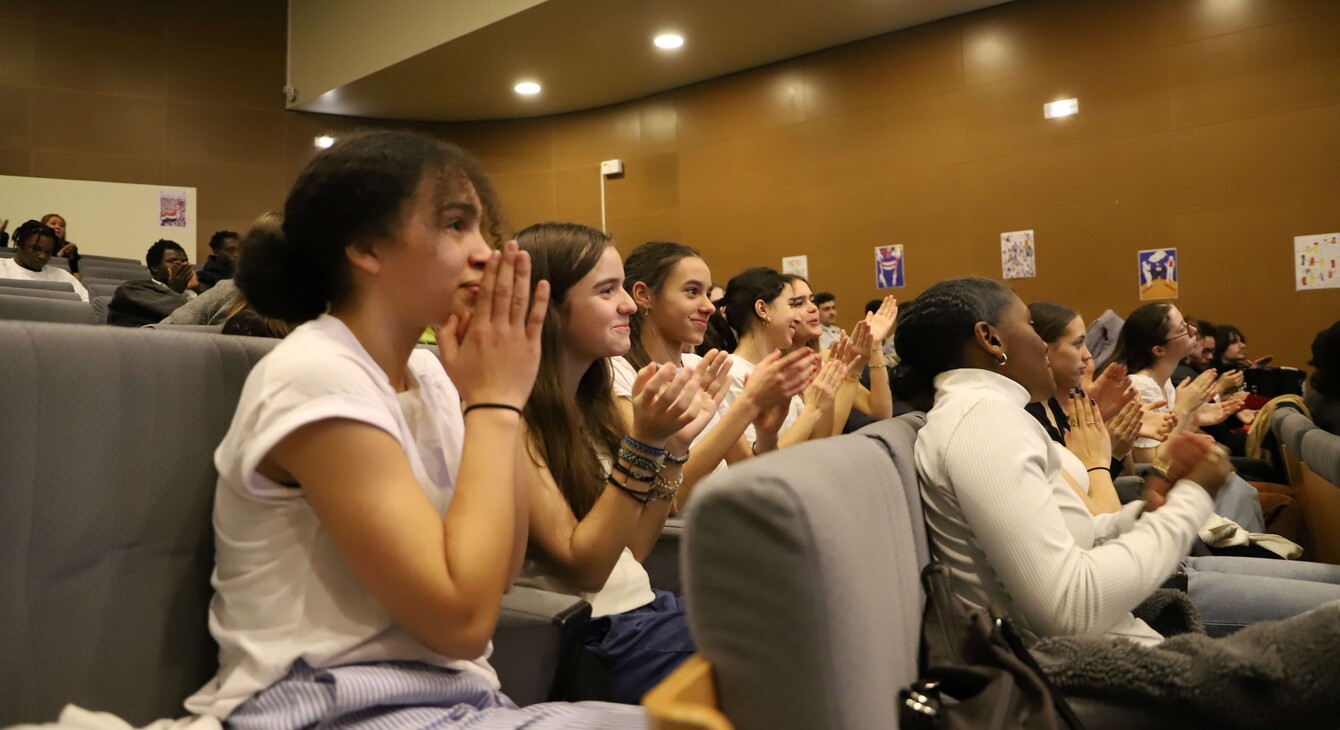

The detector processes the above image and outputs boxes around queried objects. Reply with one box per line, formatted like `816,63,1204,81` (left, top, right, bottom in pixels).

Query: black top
1306,389,1340,436
197,255,233,289
1024,397,1125,475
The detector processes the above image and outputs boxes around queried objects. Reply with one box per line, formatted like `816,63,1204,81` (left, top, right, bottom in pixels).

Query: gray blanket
1032,602,1340,730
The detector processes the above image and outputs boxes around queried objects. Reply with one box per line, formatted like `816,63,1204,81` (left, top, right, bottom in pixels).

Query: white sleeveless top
518,548,655,618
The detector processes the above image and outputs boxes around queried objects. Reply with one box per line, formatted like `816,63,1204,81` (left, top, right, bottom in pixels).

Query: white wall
0,176,197,263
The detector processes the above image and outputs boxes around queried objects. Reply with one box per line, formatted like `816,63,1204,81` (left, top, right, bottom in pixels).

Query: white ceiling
290,0,1012,121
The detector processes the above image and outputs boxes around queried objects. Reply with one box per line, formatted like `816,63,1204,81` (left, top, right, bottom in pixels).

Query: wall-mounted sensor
600,159,624,177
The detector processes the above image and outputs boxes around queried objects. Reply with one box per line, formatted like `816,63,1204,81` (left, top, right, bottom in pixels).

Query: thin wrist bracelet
463,403,524,417
622,434,668,458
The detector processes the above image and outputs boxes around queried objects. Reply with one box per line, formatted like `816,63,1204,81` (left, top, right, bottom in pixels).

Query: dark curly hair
891,277,1014,404
235,130,503,323
145,239,185,269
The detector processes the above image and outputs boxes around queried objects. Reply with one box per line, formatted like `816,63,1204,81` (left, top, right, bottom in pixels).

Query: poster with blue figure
1138,247,1178,301
875,244,904,289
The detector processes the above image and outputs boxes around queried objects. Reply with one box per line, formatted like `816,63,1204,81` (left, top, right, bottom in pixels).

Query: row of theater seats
4,317,1338,729
1271,409,1340,564
0,250,151,323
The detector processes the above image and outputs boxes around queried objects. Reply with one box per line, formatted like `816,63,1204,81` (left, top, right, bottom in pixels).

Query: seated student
813,291,842,350
108,239,206,326
1306,320,1340,435
617,240,815,503
703,267,844,449
1214,324,1271,370
0,219,90,301
784,275,895,429
197,229,241,289
1025,302,1146,507
40,213,81,275
902,277,1340,647
511,222,710,704
184,131,640,727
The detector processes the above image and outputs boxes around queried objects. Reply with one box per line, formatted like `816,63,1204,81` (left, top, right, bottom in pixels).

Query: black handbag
899,562,1084,730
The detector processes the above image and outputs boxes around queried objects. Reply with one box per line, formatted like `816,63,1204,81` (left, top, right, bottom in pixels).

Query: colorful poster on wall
875,244,904,289
159,190,188,228
1294,233,1340,291
1000,229,1036,280
782,255,809,280
1138,248,1178,301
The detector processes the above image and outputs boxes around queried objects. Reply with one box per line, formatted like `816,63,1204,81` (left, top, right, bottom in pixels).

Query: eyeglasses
1162,321,1198,343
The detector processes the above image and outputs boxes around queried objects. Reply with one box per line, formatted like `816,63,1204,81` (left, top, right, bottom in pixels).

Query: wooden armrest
643,654,732,730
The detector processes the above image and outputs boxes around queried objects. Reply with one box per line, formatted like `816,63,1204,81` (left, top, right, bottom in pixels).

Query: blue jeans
1212,473,1264,533
1184,556,1340,637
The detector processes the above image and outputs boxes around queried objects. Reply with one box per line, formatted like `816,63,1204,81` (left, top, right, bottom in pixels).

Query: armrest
644,516,686,594
492,587,592,707
1114,475,1145,504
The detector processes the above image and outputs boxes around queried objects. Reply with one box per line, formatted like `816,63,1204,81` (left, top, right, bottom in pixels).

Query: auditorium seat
0,278,75,293
1298,429,1340,566
0,286,82,302
656,413,1212,730
0,322,593,725
1274,408,1316,487
80,263,150,281
0,294,95,324
84,282,120,300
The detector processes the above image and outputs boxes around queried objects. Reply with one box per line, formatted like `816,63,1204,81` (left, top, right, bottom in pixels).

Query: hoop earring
995,352,1009,367
763,315,773,325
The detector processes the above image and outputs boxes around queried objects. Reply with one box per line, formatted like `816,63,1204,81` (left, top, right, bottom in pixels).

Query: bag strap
994,613,1085,730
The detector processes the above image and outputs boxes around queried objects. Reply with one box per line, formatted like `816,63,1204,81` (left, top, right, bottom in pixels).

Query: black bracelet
1087,466,1111,474
463,403,524,417
622,434,668,458
606,474,650,504
612,461,657,483
664,450,689,466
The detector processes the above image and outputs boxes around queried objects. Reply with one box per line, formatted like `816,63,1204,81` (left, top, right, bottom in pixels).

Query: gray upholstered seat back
0,278,75,292
1302,428,1340,485
0,322,278,725
857,413,930,568
1276,409,1317,456
0,294,96,324
683,413,928,730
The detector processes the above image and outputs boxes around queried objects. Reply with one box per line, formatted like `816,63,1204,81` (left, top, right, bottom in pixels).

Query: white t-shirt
720,354,804,446
0,257,90,301
610,354,727,463
519,549,655,619
1129,372,1176,449
185,315,494,718
916,368,1213,647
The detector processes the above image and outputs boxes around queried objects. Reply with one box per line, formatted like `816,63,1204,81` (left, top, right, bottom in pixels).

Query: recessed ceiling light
313,135,335,148
654,33,684,49
514,81,542,96
1043,98,1079,119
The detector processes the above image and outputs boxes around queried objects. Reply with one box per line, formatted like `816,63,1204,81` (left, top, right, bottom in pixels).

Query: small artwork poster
874,244,904,289
159,190,188,228
1294,233,1340,291
1138,248,1179,301
781,255,809,280
1000,229,1036,280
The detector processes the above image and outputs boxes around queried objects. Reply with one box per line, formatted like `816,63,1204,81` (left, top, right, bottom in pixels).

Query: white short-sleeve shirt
0,257,90,301
185,315,494,718
1129,372,1177,449
720,354,804,446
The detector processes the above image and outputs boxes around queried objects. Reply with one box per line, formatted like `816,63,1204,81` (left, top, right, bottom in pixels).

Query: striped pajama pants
226,660,646,729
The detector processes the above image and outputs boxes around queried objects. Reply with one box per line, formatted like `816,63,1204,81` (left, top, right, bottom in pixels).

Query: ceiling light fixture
514,81,542,95
313,135,335,148
654,33,684,49
1043,98,1079,119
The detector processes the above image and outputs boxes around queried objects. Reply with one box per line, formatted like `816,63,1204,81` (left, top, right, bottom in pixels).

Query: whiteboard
0,175,197,264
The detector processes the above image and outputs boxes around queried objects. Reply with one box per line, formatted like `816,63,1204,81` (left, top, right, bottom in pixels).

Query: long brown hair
515,222,626,519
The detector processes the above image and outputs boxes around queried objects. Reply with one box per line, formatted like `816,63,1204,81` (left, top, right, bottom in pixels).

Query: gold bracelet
650,471,683,501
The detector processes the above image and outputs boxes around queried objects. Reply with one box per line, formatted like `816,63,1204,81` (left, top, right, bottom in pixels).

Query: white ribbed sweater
915,369,1214,645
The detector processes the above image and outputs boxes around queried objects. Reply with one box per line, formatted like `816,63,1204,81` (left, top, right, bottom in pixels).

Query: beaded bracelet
650,472,684,502
612,461,657,484
622,434,668,458
618,447,664,475
664,450,689,466
606,474,650,505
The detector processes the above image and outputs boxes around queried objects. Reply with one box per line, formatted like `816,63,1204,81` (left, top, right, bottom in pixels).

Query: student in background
185,130,641,727
813,291,842,350
1306,320,1340,435
0,219,90,301
40,213,81,275
108,239,206,326
198,230,241,289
